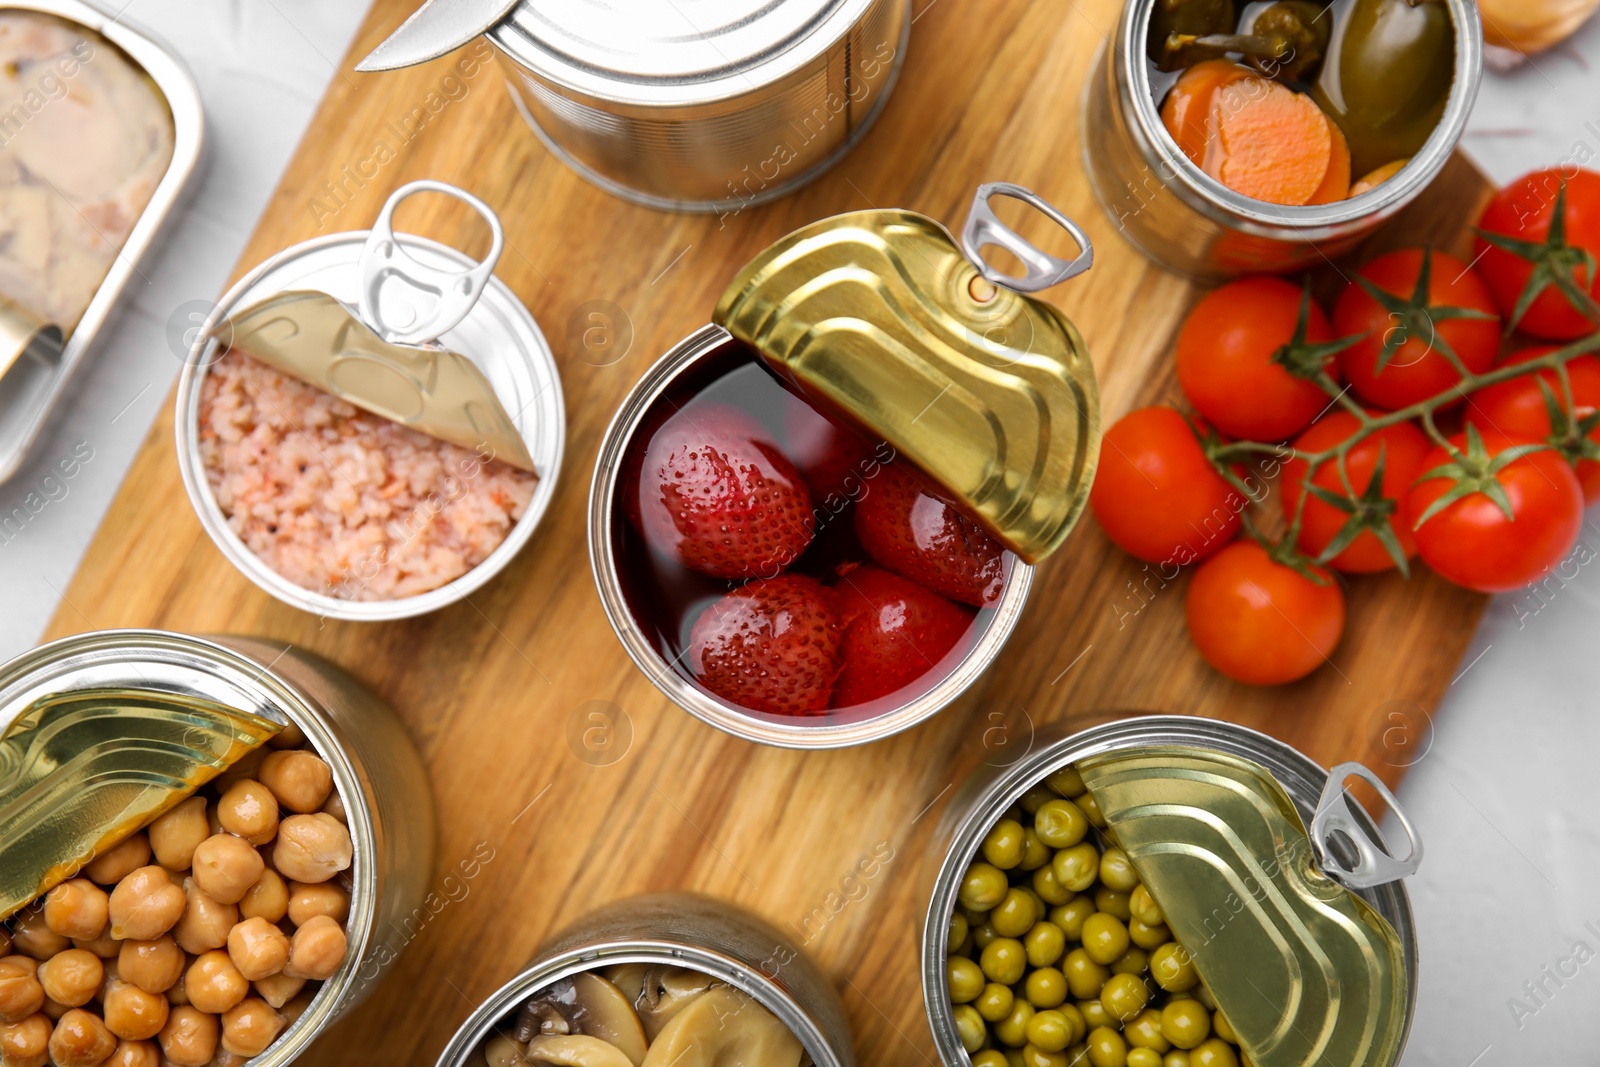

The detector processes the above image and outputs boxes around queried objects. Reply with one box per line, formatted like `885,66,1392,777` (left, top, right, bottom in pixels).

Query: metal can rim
587,323,1036,750
173,230,566,622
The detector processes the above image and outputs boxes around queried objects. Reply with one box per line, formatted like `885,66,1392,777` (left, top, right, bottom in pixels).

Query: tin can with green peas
923,715,1422,1067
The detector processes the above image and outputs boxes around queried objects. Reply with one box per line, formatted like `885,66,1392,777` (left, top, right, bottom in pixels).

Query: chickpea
43,881,109,942
215,782,279,847
266,722,306,750
238,870,288,924
48,1008,117,1067
148,799,210,871
258,751,332,814
117,938,185,997
219,998,284,1057
250,973,304,1010
210,747,267,794
41,996,68,1021
171,883,238,956
165,973,189,1007
283,915,346,981
105,1038,160,1067
0,959,45,1023
38,950,103,1008
101,980,169,1042
71,931,119,960
190,835,264,906
225,919,288,983
278,991,314,1027
84,835,151,887
286,881,349,927
212,1050,249,1067
0,1013,51,1067
184,952,247,1015
0,930,10,957
320,790,347,824
107,868,186,941
9,907,68,960
156,1006,217,1067
271,815,352,884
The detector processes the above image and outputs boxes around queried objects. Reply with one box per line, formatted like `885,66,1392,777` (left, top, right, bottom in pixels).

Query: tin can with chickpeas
0,629,435,1067
433,892,855,1067
923,715,1423,1067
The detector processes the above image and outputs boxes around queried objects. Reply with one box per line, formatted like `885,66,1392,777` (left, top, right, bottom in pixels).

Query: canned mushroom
0,630,436,1067
1082,0,1483,277
589,185,1101,748
433,893,854,1067
924,716,1421,1067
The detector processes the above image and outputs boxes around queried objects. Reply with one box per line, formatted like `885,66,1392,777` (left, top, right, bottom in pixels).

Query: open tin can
589,184,1101,748
0,629,437,1066
923,715,1422,1067
433,892,855,1067
1081,0,1483,279
174,181,565,622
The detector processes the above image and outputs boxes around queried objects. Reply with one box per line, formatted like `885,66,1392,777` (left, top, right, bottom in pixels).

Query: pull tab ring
357,179,505,345
1310,762,1423,890
960,182,1094,294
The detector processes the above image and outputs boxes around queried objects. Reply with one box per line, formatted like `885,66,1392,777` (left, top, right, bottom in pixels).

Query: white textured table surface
2,4,1598,1063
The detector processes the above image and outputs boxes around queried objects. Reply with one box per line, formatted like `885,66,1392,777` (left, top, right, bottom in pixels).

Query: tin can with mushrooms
923,715,1422,1067
1082,0,1483,279
173,181,565,622
588,183,1101,748
0,628,436,1067
433,892,855,1067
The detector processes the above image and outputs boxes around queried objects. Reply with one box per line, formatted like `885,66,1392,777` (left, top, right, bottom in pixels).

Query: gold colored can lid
713,184,1101,563
1079,746,1417,1067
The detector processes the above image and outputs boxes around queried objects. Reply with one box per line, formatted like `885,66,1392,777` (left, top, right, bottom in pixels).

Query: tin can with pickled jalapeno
923,715,1422,1067
1082,0,1483,279
0,629,437,1067
588,184,1101,748
432,892,856,1067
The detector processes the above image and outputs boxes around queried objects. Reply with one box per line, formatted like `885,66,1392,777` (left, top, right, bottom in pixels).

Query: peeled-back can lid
491,0,876,104
712,183,1101,563
1078,746,1417,1067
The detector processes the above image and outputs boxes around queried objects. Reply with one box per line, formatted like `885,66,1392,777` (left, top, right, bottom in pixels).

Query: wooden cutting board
44,0,1492,1061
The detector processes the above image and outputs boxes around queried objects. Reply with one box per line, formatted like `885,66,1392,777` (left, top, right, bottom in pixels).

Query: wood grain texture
44,0,1495,1061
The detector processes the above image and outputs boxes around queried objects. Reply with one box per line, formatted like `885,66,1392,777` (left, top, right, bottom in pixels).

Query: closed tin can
488,0,911,212
923,715,1422,1067
589,185,1100,748
1082,0,1483,279
174,182,566,622
0,629,437,1066
433,891,855,1067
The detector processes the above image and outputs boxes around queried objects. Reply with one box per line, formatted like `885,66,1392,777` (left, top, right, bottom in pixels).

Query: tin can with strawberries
588,184,1103,748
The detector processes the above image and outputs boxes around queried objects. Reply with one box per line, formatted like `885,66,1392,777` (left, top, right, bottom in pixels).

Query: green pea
1109,947,1149,977
974,1052,1010,1067
1129,885,1163,927
995,1001,1037,1047
1150,942,1198,992
1093,887,1132,921
1077,791,1107,828
1025,920,1067,967
1212,1011,1236,1044
1027,1008,1078,1053
954,1003,987,1052
949,955,986,1002
1194,984,1218,1011
1020,784,1058,814
1086,1025,1127,1067
1099,973,1150,1022
981,937,1028,985
1078,999,1112,1030
993,888,1041,938
1025,967,1068,1009
984,818,1028,870
1022,1046,1069,1067
1128,918,1169,951
1050,896,1095,940
962,862,1011,911
1164,1053,1192,1067
1160,1000,1211,1050
1046,766,1086,798
1099,848,1138,892
1081,913,1131,966
1052,844,1101,893
1034,799,1089,849
973,921,1000,951
1188,1039,1237,1067
1062,947,1110,1000
1128,1050,1164,1067
1125,1009,1170,1052
1019,828,1052,872
1033,863,1075,906
949,913,970,950
977,982,1016,1023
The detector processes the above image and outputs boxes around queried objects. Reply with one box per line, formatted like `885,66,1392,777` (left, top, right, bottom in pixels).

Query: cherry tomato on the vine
1465,345,1600,503
1176,277,1344,441
1185,540,1346,686
1474,168,1600,340
1090,406,1241,565
1333,248,1501,410
1405,428,1584,593
1281,412,1432,573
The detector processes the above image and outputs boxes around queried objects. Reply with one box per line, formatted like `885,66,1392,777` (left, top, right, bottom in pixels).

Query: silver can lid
490,0,876,105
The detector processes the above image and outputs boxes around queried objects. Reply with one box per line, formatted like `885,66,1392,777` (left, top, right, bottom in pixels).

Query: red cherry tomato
1185,540,1346,686
1090,407,1242,565
1474,168,1600,340
1176,277,1343,441
1281,412,1432,573
1465,345,1600,503
1333,248,1501,410
1405,429,1584,593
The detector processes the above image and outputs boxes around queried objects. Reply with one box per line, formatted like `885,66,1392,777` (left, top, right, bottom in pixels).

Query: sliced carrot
1160,59,1254,165
1349,158,1409,197
1203,77,1332,206
1305,114,1351,205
